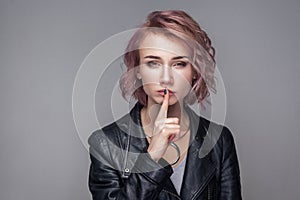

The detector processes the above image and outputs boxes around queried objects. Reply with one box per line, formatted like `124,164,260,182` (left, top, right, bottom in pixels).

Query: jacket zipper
162,189,181,200
207,185,211,200
191,170,215,200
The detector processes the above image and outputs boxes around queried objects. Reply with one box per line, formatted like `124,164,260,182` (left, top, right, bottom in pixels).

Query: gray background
1,0,300,199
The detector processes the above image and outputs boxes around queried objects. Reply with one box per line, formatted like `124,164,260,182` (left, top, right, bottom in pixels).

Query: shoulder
196,115,237,159
185,105,236,148
200,116,235,144
219,125,236,146
203,118,239,165
88,113,130,152
87,113,131,170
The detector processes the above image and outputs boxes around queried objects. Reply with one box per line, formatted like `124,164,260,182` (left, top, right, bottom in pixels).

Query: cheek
173,71,193,96
142,84,151,95
139,71,159,94
173,70,193,86
140,69,160,84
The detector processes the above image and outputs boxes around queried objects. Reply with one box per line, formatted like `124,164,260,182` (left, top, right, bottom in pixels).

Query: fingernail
164,88,167,95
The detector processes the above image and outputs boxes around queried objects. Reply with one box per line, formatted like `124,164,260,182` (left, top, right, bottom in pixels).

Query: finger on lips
163,88,169,117
157,88,169,120
152,88,180,144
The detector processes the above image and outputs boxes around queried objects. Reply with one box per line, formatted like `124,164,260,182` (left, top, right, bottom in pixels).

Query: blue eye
146,61,161,68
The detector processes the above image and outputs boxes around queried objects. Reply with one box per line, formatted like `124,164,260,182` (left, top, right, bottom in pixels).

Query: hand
147,89,181,162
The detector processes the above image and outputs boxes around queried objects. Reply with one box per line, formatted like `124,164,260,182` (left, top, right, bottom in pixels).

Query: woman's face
137,33,194,106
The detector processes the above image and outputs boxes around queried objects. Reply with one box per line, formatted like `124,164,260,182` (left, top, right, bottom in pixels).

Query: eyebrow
143,55,190,60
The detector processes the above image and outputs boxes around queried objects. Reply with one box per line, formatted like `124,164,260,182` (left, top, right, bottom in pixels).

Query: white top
170,154,187,194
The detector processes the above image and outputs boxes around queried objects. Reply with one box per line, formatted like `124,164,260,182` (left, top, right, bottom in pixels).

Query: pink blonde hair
119,10,216,106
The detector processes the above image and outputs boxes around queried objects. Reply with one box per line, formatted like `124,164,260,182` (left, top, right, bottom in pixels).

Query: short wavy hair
119,10,216,106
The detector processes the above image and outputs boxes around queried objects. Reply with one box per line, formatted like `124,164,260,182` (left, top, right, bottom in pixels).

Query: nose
159,65,174,87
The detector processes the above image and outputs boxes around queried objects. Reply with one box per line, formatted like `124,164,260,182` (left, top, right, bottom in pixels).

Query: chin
165,99,178,106
155,96,180,106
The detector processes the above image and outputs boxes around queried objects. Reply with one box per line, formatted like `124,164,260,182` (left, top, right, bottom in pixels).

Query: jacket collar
124,102,216,198
127,101,208,147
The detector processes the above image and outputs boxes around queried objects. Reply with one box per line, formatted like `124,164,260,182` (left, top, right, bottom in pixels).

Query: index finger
156,88,169,120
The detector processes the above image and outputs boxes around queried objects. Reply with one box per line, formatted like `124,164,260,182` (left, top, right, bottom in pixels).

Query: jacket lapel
122,102,217,199
179,105,217,199
179,139,216,199
127,102,180,195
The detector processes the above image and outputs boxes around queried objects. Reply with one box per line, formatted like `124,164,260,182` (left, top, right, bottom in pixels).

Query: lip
157,89,175,96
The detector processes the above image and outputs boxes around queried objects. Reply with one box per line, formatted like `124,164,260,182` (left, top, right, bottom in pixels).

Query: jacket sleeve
88,131,173,200
219,127,242,200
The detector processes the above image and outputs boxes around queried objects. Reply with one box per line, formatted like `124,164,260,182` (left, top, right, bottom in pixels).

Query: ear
192,71,198,80
136,68,142,80
191,68,198,80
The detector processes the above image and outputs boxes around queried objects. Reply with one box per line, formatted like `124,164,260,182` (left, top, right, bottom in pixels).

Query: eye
146,61,161,68
172,61,188,68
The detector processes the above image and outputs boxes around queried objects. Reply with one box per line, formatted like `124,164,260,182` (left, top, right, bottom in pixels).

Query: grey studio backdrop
1,0,299,199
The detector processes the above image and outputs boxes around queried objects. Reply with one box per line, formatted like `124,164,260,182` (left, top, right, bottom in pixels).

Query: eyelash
146,61,161,68
173,62,187,67
146,61,188,68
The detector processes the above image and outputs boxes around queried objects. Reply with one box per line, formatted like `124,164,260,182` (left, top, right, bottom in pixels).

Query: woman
88,10,242,199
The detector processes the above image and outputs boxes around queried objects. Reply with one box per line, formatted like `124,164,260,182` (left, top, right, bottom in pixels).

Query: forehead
138,33,190,57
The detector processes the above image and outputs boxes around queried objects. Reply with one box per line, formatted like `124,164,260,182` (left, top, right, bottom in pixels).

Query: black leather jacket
88,102,242,199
